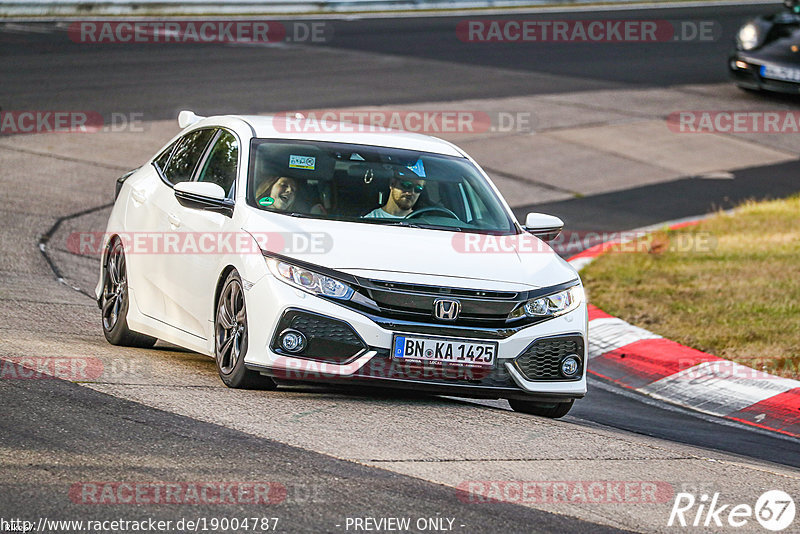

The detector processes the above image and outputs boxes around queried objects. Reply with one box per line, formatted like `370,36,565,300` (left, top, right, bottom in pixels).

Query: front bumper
243,274,588,400
729,55,800,94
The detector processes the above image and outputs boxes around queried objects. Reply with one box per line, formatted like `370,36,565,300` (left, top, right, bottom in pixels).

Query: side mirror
523,212,563,241
174,181,233,216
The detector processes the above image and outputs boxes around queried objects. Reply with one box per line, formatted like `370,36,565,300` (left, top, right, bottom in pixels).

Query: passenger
364,176,426,218
255,176,298,211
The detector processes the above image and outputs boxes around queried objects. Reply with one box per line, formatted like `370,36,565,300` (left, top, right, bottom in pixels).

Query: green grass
581,195,800,379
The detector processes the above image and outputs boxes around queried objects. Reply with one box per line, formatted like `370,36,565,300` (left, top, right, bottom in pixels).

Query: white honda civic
96,111,587,418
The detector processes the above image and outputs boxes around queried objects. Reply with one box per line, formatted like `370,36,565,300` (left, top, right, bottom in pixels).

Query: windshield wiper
284,214,462,231
393,221,463,232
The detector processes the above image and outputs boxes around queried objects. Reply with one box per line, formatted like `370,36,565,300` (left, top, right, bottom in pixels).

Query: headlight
510,285,584,320
266,258,354,300
737,23,760,50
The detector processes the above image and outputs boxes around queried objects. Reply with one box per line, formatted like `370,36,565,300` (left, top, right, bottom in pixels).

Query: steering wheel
405,206,461,220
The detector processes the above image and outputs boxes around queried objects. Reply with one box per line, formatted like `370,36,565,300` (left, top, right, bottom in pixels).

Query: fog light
735,60,749,70
280,329,306,353
560,355,580,378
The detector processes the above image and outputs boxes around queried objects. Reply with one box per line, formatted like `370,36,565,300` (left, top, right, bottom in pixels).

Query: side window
153,141,175,172
196,131,239,198
162,129,216,186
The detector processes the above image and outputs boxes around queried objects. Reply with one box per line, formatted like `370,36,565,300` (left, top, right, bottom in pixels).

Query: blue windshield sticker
289,155,316,170
407,159,426,177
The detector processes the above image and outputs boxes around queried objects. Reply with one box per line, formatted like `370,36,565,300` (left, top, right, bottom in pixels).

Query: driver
364,172,425,219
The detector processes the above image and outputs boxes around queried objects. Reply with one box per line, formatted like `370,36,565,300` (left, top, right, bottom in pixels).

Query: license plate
760,64,800,83
391,334,496,367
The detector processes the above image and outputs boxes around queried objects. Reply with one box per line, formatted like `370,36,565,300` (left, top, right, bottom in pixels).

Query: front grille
369,280,518,300
514,336,583,381
335,278,580,334
350,278,526,327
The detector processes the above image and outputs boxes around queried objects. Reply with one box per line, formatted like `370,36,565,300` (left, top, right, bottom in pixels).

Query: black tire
101,238,158,348
215,270,277,390
508,398,574,419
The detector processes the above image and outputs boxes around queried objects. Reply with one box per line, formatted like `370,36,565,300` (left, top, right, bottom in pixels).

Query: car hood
241,210,578,291
745,16,800,63
750,39,800,64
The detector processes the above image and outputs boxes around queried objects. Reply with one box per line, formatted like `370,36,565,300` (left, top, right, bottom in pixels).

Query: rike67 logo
668,490,795,531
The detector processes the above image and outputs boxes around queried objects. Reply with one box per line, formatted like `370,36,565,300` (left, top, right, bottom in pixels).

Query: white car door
122,144,177,321
145,128,217,334
161,129,240,340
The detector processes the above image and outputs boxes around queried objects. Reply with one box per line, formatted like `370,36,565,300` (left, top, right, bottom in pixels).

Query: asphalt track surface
2,4,800,532
1,374,629,534
0,5,790,121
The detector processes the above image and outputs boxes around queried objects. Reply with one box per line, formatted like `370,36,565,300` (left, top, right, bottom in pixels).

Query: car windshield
247,139,517,234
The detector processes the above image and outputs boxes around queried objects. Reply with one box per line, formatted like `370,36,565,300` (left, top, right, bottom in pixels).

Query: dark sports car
730,0,800,94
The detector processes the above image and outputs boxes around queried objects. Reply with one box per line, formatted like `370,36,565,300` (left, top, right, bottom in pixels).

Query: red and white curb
569,219,800,439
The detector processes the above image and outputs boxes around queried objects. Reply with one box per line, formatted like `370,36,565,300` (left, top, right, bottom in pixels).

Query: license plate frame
760,64,800,83
391,333,497,368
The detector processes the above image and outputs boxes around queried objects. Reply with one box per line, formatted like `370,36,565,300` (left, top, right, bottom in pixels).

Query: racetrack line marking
38,201,113,298
570,217,800,440
586,375,800,447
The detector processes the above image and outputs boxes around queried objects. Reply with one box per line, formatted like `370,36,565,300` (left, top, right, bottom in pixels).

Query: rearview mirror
523,212,564,241
174,181,233,216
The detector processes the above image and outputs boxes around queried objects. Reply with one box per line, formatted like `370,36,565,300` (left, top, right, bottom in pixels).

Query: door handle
168,213,181,228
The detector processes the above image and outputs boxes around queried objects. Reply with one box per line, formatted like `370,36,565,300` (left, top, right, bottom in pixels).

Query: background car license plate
760,64,800,83
392,334,496,367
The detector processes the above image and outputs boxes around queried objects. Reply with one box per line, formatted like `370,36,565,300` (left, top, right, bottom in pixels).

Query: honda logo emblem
433,299,461,321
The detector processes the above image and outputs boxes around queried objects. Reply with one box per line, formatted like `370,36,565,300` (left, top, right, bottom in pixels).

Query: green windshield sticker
259,196,275,206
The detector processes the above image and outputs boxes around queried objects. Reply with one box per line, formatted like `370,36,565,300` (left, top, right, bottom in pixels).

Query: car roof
215,114,466,158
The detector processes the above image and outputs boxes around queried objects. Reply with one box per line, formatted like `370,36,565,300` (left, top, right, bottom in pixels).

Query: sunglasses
395,180,424,194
